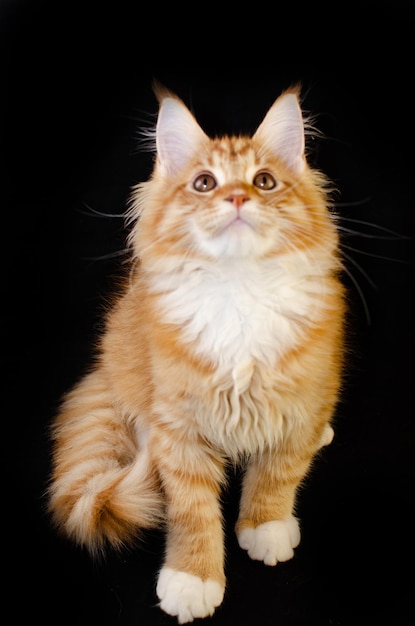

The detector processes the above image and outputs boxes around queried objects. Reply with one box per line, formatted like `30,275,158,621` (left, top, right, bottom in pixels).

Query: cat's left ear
253,89,305,175
155,92,209,176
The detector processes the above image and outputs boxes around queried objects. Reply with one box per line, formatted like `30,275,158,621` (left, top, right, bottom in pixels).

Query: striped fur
48,84,346,623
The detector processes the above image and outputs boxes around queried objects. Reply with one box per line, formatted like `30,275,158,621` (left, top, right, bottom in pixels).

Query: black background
2,2,414,625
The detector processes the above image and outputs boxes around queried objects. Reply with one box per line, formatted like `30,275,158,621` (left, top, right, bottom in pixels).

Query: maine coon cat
48,83,346,623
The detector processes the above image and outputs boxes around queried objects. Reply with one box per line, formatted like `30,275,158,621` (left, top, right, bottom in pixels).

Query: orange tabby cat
48,83,345,623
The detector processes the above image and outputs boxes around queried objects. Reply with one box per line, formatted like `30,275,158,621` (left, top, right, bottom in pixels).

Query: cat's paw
156,567,225,624
319,424,334,447
237,516,301,566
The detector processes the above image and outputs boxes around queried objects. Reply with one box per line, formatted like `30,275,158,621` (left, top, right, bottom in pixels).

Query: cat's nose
226,193,249,209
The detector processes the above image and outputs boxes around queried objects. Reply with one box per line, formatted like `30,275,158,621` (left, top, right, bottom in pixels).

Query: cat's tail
47,369,164,556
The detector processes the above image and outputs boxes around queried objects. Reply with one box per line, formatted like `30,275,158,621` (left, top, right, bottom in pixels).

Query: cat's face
156,136,314,260
131,88,337,266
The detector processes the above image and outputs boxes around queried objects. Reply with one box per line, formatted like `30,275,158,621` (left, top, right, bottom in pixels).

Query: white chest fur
151,258,324,381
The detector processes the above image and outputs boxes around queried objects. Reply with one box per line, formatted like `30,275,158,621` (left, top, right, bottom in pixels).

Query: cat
48,82,346,623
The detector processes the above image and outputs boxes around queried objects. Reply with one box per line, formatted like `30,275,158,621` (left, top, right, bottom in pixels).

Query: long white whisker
341,264,372,325
335,197,372,208
341,243,408,264
82,248,131,262
339,217,410,239
341,251,377,290
78,203,125,219
338,225,407,240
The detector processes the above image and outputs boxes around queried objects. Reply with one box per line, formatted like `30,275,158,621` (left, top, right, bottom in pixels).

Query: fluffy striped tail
47,369,164,556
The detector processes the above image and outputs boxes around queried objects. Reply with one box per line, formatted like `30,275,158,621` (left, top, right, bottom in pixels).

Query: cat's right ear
155,90,209,176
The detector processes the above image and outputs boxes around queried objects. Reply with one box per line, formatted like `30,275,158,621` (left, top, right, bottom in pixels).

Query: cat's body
48,84,346,623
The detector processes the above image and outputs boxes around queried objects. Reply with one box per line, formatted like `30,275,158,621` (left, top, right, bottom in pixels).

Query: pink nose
226,193,249,209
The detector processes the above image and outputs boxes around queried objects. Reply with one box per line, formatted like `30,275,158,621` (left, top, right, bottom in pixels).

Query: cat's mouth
228,216,254,230
222,207,256,233
196,205,263,258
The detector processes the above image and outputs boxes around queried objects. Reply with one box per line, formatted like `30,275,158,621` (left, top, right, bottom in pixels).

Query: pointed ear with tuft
155,92,209,176
253,90,306,175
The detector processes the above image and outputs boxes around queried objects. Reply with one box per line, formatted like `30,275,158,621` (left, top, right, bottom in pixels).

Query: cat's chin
199,223,270,260
227,217,254,233
207,232,261,259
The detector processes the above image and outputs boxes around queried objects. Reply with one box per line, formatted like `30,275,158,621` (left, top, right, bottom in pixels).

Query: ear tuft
253,88,305,175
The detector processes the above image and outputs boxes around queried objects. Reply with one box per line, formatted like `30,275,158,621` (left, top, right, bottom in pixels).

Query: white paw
237,516,301,566
156,567,225,624
319,424,334,447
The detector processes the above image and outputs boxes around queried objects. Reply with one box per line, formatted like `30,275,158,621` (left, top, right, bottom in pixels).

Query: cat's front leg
156,568,224,624
237,516,301,565
153,431,226,623
236,447,311,566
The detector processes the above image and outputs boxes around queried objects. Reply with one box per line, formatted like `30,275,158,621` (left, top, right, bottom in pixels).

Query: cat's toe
156,567,224,623
237,516,300,566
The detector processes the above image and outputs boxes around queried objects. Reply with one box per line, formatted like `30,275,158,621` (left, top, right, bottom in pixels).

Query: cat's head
129,83,338,268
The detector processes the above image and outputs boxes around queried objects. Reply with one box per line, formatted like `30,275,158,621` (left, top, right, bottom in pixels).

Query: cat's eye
193,172,217,192
253,171,277,190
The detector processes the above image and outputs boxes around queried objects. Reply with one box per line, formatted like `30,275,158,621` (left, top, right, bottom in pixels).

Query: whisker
334,197,372,208
341,264,372,325
289,216,377,324
341,243,408,264
337,225,406,240
339,217,410,239
82,248,131,262
341,250,378,290
78,203,125,219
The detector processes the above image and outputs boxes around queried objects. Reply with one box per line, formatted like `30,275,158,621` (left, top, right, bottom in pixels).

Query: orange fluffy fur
48,83,346,623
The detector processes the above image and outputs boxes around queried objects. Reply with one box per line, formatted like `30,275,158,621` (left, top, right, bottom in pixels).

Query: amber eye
193,172,217,192
253,171,277,190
